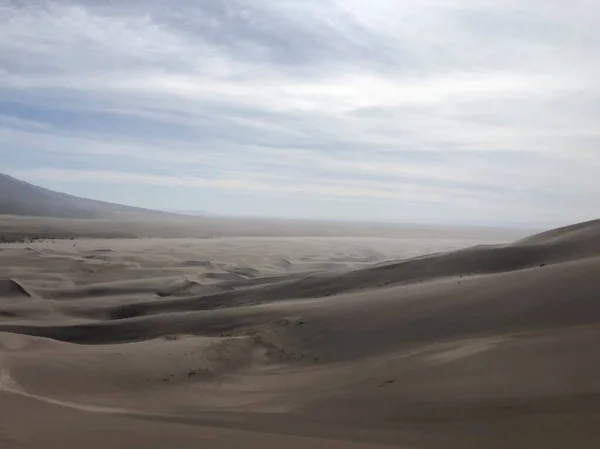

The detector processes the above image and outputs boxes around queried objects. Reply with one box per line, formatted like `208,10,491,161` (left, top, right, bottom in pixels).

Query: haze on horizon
1,0,599,228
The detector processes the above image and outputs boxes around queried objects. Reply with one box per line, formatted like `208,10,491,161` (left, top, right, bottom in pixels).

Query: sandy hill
0,220,598,448
0,173,183,220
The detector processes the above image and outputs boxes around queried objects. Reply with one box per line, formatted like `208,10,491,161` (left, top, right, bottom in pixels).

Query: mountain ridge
0,173,189,220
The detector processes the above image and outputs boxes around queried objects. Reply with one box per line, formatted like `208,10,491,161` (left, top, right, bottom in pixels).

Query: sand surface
0,219,599,448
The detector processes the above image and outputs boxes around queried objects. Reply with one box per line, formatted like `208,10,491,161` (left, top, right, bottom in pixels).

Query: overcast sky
1,0,599,227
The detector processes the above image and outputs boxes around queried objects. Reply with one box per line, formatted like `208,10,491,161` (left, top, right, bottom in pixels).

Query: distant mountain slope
0,173,183,220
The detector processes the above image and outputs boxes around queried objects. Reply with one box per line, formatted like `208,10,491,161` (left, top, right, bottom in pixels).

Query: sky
1,0,599,227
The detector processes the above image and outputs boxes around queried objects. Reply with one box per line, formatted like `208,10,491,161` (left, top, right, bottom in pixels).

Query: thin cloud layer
1,0,599,226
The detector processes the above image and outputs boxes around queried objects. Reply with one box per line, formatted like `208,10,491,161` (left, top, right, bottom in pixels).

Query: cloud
1,0,600,226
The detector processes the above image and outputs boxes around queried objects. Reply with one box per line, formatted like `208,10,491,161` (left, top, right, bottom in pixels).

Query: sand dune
0,279,36,299
0,222,598,448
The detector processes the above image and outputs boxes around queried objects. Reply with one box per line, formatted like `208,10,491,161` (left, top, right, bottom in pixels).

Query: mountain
0,173,184,220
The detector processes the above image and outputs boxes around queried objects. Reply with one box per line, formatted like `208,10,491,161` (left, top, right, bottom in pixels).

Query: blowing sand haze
0,218,599,448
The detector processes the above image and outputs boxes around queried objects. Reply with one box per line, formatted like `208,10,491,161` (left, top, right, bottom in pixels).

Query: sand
0,217,598,448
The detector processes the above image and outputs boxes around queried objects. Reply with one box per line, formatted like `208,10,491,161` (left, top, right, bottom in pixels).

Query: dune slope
0,224,599,449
